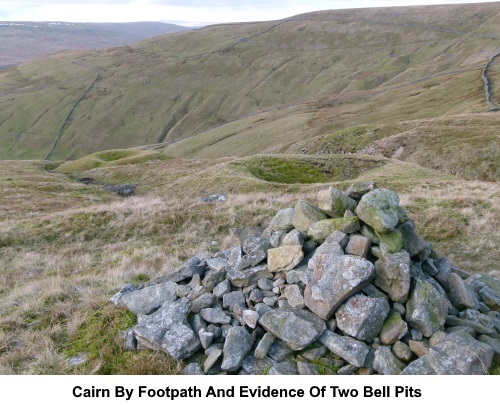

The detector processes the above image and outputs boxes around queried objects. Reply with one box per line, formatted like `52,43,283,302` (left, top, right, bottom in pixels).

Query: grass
0,157,498,374
56,149,171,173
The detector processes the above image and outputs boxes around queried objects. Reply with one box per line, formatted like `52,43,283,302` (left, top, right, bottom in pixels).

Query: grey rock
190,292,216,313
337,364,358,375
263,296,278,307
273,278,285,287
268,362,299,375
254,303,272,317
477,335,500,362
286,269,313,285
221,326,254,372
162,257,205,283
392,341,412,362
188,313,207,335
267,245,304,272
242,284,258,294
398,221,430,261
410,329,423,341
373,346,404,375
206,257,228,272
354,188,400,233
374,250,411,303
229,227,266,254
377,229,404,253
242,310,259,328
110,283,136,306
259,308,326,350
362,283,389,300
268,208,295,232
249,288,264,303
267,339,294,362
282,229,305,246
393,302,406,315
204,348,223,374
345,182,377,200
134,298,201,360
122,328,137,351
226,264,272,287
302,239,318,255
479,287,500,310
467,274,500,296
360,225,380,245
326,318,337,331
448,273,475,310
254,332,275,359
409,340,429,357
269,230,286,247
221,324,232,338
213,279,231,298
182,363,203,375
307,217,360,242
304,253,375,319
307,242,344,270
199,329,214,350
207,324,222,339
234,239,271,271
446,326,475,336
188,274,202,288
336,294,390,342
297,361,319,375
258,278,274,291
380,310,408,345
242,354,275,375
404,330,493,375
317,187,357,217
434,257,452,289
292,200,328,232
324,230,350,248
345,234,371,258
422,258,438,276
319,330,371,367
406,279,448,337
187,285,204,300
200,308,231,324
222,291,246,311
121,282,177,315
202,270,226,292
176,284,191,298
278,299,291,309
228,246,242,268
284,284,305,309
302,346,327,361
452,267,471,279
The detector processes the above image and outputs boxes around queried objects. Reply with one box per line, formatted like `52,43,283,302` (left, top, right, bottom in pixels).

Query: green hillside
0,3,499,160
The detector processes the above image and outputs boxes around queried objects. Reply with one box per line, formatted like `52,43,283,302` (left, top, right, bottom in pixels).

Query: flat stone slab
319,330,371,367
121,282,177,315
259,308,326,351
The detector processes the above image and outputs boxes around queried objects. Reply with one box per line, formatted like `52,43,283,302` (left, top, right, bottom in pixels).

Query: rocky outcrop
111,183,499,375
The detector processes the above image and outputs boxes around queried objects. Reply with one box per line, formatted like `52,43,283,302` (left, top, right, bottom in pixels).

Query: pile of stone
110,182,500,375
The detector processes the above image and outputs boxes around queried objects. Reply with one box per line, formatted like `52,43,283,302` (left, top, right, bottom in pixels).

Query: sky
0,0,498,26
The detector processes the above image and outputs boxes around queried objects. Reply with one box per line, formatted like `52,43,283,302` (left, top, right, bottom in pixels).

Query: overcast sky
0,1,498,26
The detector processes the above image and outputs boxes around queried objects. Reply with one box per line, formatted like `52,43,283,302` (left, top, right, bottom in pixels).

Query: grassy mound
56,149,171,173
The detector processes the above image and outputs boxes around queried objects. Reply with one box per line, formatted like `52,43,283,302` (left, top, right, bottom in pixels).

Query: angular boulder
374,250,411,303
259,308,326,350
406,279,448,337
319,330,371,367
121,282,177,315
221,326,254,372
304,253,375,319
335,294,390,342
267,245,304,272
307,217,360,242
354,189,400,233
134,298,201,360
317,187,356,217
292,200,328,232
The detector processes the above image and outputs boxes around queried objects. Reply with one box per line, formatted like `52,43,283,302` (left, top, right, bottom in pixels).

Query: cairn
111,182,499,375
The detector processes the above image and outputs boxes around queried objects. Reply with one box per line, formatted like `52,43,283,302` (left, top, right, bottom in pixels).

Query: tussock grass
0,159,498,373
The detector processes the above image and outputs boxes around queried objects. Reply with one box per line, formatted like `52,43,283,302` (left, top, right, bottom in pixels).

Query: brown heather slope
0,3,499,160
